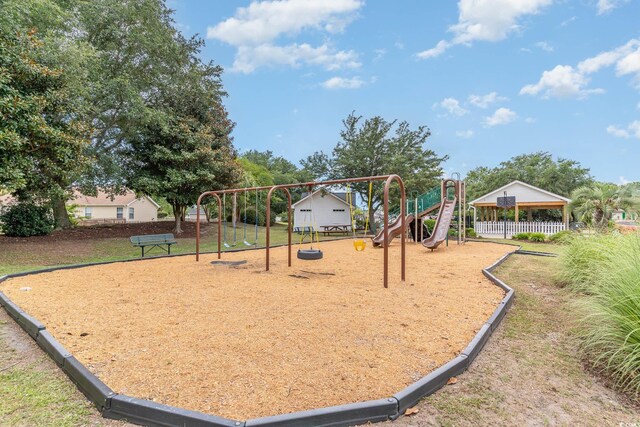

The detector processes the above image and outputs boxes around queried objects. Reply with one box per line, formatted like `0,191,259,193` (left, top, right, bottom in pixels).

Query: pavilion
469,180,571,237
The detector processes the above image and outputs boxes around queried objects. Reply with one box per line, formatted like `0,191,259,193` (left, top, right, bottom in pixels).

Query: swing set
195,174,406,289
221,190,259,248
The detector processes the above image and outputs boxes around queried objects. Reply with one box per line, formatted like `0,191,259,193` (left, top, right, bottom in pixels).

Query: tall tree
570,183,639,229
0,27,90,229
302,112,447,231
125,37,240,234
465,152,593,201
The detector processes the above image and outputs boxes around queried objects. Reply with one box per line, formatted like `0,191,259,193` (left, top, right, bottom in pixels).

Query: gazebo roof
469,180,571,207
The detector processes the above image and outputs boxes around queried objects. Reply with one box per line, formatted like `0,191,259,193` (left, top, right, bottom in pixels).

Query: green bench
130,233,177,257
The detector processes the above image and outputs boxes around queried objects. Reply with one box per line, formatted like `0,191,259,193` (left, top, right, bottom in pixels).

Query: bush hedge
0,202,55,237
558,233,640,398
512,232,546,242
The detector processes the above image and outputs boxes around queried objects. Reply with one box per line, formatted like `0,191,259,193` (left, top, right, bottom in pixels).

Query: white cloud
207,0,363,73
630,120,640,138
321,76,365,89
484,107,517,127
456,130,474,138
577,39,639,74
525,117,537,123
619,176,630,185
522,39,640,98
607,125,630,138
437,97,469,116
520,65,603,98
232,43,360,74
394,41,405,50
597,0,629,15
417,0,553,59
468,92,507,108
607,121,640,139
207,0,362,45
373,48,387,61
535,41,554,52
417,40,450,59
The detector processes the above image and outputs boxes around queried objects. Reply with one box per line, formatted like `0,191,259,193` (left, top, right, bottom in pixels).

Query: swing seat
297,249,323,260
353,240,366,251
242,240,254,246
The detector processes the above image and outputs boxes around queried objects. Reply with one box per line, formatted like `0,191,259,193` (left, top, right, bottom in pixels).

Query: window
84,207,92,219
116,207,123,219
333,209,345,212
129,207,135,220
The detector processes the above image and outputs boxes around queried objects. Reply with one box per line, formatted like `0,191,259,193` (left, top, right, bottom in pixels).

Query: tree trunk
52,197,72,230
368,208,377,234
173,203,183,234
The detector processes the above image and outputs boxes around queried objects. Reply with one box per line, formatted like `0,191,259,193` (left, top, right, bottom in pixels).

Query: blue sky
170,0,640,184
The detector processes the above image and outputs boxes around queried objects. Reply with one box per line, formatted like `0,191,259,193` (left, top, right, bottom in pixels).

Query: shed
292,188,353,231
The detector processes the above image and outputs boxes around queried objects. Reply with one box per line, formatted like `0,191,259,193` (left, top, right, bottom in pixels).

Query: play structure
196,176,466,288
372,177,466,250
0,171,523,427
196,174,407,288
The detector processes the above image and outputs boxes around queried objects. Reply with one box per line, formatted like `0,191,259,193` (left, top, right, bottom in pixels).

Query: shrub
241,208,274,227
465,228,477,238
424,218,436,231
556,233,618,293
512,232,531,240
0,202,54,237
528,232,546,242
548,230,574,244
565,234,640,397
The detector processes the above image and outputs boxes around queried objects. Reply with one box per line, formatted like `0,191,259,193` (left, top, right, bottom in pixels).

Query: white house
292,188,353,232
612,209,638,222
469,180,571,237
71,190,160,224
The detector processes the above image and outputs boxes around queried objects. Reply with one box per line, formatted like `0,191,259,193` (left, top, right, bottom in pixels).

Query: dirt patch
389,254,640,426
0,309,127,426
1,241,512,420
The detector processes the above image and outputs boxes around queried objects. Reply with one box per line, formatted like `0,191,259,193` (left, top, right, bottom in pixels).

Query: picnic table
320,225,352,236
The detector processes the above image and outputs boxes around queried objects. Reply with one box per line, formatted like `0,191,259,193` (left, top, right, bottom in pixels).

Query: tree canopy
0,26,90,228
570,182,640,228
1,0,240,231
465,152,593,201
301,112,447,231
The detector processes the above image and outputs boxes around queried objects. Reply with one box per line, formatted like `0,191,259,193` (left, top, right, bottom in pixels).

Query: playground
0,239,511,419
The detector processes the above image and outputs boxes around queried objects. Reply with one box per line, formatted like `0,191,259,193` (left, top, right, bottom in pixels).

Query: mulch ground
0,221,200,244
1,240,513,420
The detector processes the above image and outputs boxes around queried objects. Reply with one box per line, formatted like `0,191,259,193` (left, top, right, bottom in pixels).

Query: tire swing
297,185,323,261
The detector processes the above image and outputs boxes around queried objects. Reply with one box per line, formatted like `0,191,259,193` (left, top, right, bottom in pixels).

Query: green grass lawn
476,237,565,254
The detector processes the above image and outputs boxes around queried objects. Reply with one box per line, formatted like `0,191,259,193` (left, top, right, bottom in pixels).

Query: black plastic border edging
104,395,244,427
0,243,521,427
245,398,397,427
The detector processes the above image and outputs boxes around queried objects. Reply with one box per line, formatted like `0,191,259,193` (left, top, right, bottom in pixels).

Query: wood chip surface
2,240,513,419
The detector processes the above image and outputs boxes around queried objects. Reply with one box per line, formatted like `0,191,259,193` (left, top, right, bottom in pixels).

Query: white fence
475,221,566,237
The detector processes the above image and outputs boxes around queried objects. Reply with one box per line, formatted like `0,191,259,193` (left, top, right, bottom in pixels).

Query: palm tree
570,183,640,229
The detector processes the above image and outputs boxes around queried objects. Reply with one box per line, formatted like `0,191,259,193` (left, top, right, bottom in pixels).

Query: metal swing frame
195,174,406,289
